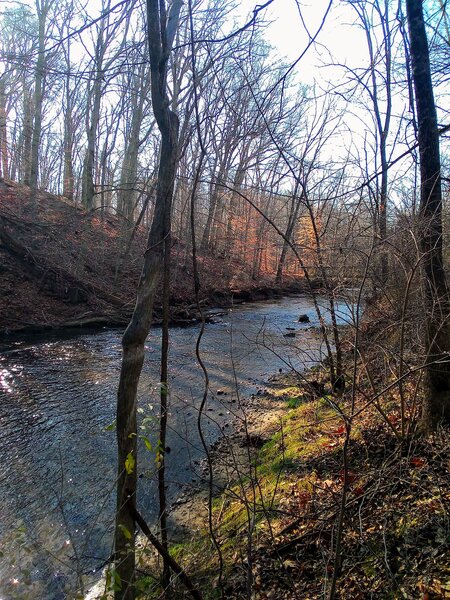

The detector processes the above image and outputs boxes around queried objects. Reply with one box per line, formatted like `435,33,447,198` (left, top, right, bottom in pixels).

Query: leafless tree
406,0,450,430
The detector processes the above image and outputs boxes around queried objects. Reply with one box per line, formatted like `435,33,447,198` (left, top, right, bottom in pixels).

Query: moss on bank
132,369,449,600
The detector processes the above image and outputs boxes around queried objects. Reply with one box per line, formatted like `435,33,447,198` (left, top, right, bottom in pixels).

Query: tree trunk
81,73,102,209
406,0,450,430
225,164,246,260
0,79,9,178
114,1,181,597
200,165,227,253
81,21,105,210
62,78,74,201
21,82,33,186
117,107,144,219
275,183,302,285
29,0,49,203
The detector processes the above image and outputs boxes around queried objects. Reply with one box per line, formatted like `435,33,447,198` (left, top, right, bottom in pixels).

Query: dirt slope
0,179,303,336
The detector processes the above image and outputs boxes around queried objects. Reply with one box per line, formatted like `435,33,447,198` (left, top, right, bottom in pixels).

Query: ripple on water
0,296,356,598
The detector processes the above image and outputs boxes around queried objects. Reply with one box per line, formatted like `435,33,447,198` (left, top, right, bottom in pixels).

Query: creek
0,295,354,599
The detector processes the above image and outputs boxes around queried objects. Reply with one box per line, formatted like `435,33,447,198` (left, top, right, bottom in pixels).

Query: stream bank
0,178,317,338
0,280,310,340
113,360,450,600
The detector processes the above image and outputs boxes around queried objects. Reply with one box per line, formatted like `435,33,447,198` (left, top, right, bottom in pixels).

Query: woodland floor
0,179,304,337
125,365,450,600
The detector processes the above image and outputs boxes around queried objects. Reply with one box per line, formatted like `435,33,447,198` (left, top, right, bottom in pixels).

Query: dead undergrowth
133,369,449,600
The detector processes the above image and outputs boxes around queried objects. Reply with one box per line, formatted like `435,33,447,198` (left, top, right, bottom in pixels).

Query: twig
132,508,203,600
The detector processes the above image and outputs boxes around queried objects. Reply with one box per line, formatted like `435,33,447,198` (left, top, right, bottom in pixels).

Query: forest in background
2,0,448,291
0,0,449,598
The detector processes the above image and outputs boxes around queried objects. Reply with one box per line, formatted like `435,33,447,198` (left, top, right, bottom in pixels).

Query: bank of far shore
0,178,314,339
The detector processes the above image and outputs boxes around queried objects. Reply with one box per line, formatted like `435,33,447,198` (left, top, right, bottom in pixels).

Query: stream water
0,295,354,599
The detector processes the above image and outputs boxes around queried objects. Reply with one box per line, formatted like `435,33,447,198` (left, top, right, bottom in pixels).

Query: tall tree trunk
29,0,49,203
275,183,302,285
117,74,146,220
200,166,227,253
225,164,246,260
406,0,450,430
63,75,74,201
114,1,182,597
81,20,105,210
21,83,33,186
0,78,9,179
81,72,102,209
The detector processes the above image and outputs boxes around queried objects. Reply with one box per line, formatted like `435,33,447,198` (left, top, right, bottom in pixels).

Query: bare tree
406,0,450,430
29,0,55,204
116,38,153,220
81,0,132,209
0,6,37,183
114,0,182,596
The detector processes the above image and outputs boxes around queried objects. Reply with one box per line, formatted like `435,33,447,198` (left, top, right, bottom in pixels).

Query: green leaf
106,568,122,592
118,524,132,540
105,420,116,432
114,570,122,590
141,435,153,452
125,452,135,475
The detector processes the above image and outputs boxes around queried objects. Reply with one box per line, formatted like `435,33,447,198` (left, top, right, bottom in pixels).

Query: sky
240,0,368,85
4,0,446,173
1,0,368,87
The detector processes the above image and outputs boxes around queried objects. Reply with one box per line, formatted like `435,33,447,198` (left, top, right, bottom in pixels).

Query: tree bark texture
275,183,302,284
117,62,150,219
406,0,450,429
81,35,104,210
21,78,33,186
62,64,75,201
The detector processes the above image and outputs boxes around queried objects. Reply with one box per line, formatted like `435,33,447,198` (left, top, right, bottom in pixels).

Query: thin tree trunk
201,165,226,253
21,82,33,185
81,19,105,210
82,69,102,209
158,231,171,593
0,79,9,178
406,0,450,430
275,183,301,285
114,1,181,597
29,0,49,204
63,75,74,201
117,65,149,219
225,164,246,261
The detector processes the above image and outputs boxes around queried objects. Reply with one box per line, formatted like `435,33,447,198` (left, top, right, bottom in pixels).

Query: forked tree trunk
406,0,450,430
114,1,181,597
275,183,301,284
